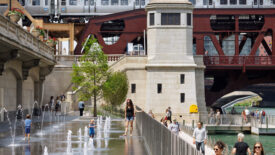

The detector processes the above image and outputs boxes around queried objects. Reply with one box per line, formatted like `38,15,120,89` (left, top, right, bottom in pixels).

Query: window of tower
150,13,155,26
161,13,180,25
187,13,192,26
220,0,227,4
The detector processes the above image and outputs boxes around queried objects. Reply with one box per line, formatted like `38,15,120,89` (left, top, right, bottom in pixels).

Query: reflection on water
0,116,148,155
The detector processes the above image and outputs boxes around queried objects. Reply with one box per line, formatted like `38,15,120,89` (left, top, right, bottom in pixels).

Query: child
89,119,96,138
25,114,32,140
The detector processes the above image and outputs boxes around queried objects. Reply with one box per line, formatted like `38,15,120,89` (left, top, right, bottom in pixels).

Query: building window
189,0,196,4
45,0,48,5
220,0,227,4
187,13,192,26
157,83,162,94
209,0,212,5
260,0,263,5
131,84,136,93
150,13,154,26
121,0,128,5
181,93,185,103
273,0,275,4
69,0,77,5
230,0,237,4
161,13,180,25
61,0,66,5
180,74,185,84
102,0,109,5
111,0,118,5
32,0,40,5
85,0,95,5
239,0,246,4
135,0,145,6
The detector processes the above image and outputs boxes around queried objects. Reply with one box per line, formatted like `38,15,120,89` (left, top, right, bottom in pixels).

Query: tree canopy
71,35,109,116
103,71,128,107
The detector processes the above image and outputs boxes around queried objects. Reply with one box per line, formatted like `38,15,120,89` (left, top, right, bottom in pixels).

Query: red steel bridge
75,8,275,106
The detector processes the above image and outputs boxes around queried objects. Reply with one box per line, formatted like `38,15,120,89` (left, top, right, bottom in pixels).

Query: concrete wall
43,66,73,105
110,56,148,109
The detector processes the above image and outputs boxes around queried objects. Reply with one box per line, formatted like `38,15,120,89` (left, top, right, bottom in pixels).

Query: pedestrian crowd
49,94,66,115
208,107,266,125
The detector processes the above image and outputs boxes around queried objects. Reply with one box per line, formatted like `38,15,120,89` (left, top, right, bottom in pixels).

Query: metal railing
204,56,275,67
0,15,54,60
136,111,202,155
54,54,125,62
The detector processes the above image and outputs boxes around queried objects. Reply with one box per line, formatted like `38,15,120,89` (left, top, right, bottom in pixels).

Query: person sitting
148,110,155,118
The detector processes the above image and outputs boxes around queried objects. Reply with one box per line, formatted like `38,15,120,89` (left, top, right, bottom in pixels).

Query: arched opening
0,69,21,111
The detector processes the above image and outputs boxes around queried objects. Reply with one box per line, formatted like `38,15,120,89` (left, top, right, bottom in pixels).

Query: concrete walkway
179,131,215,155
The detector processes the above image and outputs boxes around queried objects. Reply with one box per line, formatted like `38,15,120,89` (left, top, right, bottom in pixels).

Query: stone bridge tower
145,0,207,121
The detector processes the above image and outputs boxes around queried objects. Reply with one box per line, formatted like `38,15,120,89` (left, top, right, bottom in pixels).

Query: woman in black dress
123,99,135,136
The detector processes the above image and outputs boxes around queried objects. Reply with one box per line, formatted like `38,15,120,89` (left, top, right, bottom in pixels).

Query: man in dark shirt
231,133,251,155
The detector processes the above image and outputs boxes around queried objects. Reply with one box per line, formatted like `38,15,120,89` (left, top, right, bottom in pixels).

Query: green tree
103,72,128,108
71,35,109,117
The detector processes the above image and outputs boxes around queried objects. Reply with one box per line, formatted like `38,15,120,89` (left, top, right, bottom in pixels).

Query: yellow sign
190,104,198,113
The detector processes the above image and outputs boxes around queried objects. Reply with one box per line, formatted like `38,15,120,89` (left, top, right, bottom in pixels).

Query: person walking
168,119,180,134
167,107,172,123
24,114,32,140
242,110,247,123
214,141,226,155
209,108,215,124
160,117,168,127
55,97,61,115
260,109,265,124
193,121,207,155
49,96,55,112
231,133,251,155
253,142,264,155
245,107,250,123
78,100,85,116
123,99,135,136
216,109,221,125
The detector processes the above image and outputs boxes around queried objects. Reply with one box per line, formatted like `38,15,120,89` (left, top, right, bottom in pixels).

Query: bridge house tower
145,0,207,119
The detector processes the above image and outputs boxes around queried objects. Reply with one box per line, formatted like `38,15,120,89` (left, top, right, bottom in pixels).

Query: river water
0,115,148,155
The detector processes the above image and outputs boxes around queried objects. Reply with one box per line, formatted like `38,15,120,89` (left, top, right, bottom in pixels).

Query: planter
39,35,44,41
47,42,55,47
31,30,40,37
9,14,20,23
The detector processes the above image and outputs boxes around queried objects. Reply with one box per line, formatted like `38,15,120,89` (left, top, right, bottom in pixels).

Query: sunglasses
255,146,261,149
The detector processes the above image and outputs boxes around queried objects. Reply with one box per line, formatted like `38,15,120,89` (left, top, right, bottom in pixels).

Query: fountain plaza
0,109,149,155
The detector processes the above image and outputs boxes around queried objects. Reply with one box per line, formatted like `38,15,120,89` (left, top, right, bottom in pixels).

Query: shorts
89,128,95,137
126,116,134,121
25,127,31,134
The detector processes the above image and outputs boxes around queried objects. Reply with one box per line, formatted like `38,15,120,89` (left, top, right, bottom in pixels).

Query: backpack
262,111,265,116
